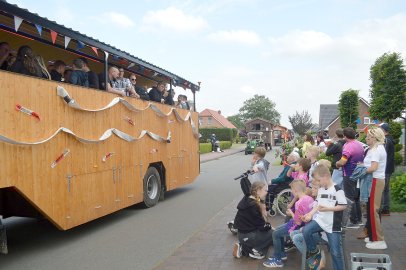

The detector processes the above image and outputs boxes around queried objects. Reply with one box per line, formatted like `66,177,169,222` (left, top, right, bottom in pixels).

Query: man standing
336,127,364,228
69,58,89,87
101,66,125,96
149,82,166,103
80,58,99,89
129,74,149,101
50,60,66,82
380,123,395,216
116,68,139,98
326,129,346,188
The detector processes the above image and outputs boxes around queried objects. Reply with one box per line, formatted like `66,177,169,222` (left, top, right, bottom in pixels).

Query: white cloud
269,30,333,54
208,30,261,46
141,7,208,32
267,13,406,61
240,85,257,94
102,12,135,28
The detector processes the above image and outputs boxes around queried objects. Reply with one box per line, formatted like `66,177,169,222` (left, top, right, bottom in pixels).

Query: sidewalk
200,144,246,163
155,153,406,270
154,196,406,270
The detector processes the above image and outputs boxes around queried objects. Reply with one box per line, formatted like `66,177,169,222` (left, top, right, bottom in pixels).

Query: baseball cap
379,123,389,132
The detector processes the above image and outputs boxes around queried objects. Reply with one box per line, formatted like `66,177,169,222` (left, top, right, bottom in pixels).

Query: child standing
306,146,320,184
302,165,347,270
249,147,270,187
263,180,314,268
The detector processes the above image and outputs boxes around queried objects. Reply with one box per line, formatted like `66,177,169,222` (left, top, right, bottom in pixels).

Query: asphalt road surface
1,151,280,270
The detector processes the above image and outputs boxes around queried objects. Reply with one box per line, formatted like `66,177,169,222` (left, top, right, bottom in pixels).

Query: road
1,151,280,270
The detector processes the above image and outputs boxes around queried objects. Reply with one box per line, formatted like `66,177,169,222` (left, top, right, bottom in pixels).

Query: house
243,118,290,146
319,104,339,131
199,109,237,129
322,97,380,138
244,118,274,147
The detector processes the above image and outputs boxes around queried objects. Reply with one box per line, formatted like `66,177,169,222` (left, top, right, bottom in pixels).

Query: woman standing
232,182,273,259
9,45,43,78
302,133,315,158
364,128,387,249
316,133,327,153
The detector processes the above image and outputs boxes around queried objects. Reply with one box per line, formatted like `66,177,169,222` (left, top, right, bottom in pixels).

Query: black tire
143,167,161,207
276,189,293,217
245,150,248,155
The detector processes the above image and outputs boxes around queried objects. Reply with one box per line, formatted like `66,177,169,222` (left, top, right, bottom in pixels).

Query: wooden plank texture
0,71,199,230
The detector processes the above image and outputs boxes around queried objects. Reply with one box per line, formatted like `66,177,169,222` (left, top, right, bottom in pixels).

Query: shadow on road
2,185,195,256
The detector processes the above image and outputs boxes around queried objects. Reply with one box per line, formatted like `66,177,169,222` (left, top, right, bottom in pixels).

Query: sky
7,0,406,127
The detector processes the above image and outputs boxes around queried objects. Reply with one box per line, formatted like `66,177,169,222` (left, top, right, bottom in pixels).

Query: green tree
369,52,406,121
288,110,313,136
338,89,359,130
227,114,245,129
238,94,280,123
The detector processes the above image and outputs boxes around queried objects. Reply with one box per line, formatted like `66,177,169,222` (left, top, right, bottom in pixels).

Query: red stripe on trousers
369,178,378,241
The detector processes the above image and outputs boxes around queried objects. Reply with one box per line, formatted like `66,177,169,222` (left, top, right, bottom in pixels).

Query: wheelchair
266,184,293,217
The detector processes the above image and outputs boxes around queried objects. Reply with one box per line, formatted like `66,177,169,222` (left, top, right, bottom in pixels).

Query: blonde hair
318,159,331,169
254,147,266,158
312,164,331,178
290,179,307,193
251,181,266,198
306,145,320,158
367,127,385,149
250,181,266,210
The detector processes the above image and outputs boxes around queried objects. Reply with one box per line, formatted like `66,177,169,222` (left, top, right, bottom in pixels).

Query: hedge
395,144,403,152
390,173,406,203
199,141,232,154
394,152,403,166
199,128,237,143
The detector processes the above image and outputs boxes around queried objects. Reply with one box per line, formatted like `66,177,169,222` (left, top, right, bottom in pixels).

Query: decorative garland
56,86,198,138
0,127,171,146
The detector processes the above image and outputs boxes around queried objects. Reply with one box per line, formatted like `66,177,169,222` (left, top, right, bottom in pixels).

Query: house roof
319,104,339,130
199,109,237,129
324,97,371,130
244,118,273,125
0,0,199,91
274,124,288,130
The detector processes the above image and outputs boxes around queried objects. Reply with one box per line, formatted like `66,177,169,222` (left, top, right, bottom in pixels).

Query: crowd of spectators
0,43,192,110
231,124,394,269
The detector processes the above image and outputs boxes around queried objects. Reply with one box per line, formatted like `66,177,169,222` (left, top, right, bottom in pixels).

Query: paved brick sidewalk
154,195,405,270
156,151,405,270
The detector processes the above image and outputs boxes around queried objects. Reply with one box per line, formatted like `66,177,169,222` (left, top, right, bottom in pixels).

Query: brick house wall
327,99,380,137
199,115,224,128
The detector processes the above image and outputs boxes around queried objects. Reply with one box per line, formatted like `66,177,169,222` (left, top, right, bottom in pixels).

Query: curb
200,149,245,164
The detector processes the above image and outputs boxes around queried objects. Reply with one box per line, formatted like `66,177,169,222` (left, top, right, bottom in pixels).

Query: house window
252,123,260,130
364,117,371,124
208,117,212,125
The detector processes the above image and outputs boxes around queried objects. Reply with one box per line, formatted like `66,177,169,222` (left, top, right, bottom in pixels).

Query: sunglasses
130,78,136,81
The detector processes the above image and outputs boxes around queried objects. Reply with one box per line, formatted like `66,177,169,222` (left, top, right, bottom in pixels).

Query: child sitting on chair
263,179,314,268
302,165,347,270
